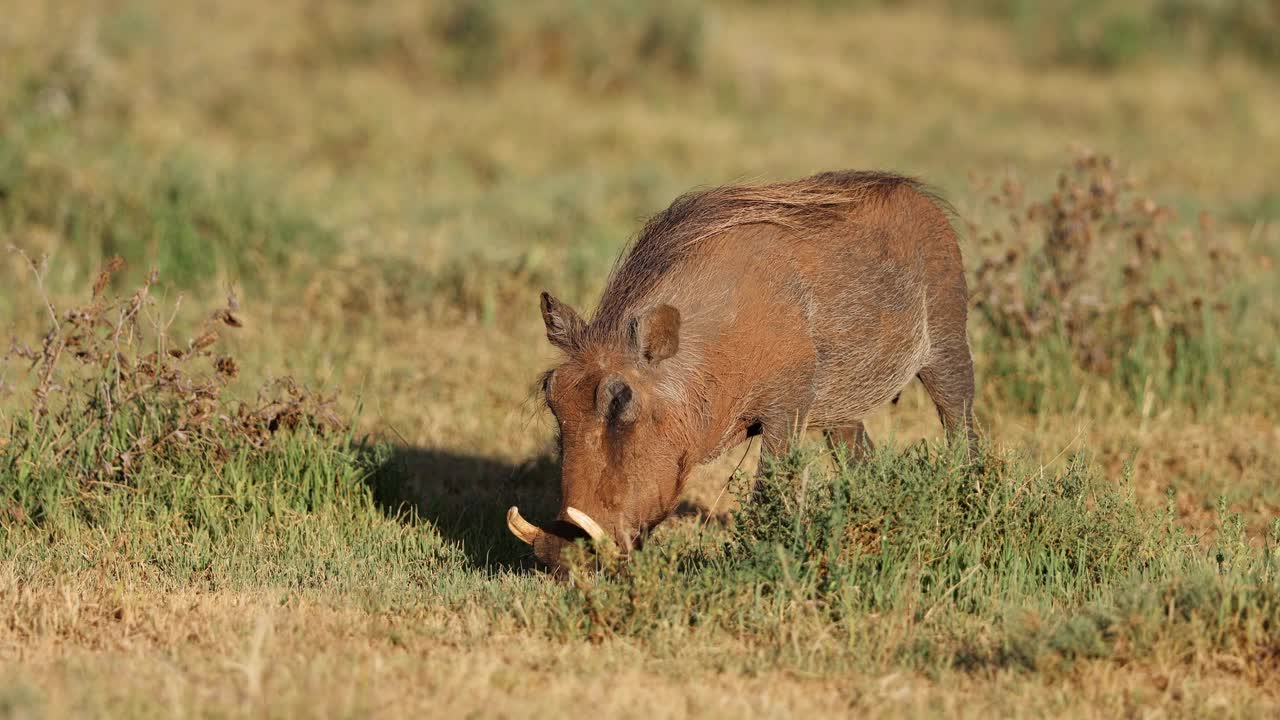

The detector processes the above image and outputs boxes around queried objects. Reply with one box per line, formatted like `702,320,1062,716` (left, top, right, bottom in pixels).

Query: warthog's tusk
564,506,606,543
506,506,541,546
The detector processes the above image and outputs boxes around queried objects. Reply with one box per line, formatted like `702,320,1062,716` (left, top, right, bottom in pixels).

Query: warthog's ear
631,304,680,365
541,291,585,352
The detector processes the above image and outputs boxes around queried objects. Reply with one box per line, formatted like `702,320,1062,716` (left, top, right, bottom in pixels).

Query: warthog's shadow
362,444,740,573
364,445,562,573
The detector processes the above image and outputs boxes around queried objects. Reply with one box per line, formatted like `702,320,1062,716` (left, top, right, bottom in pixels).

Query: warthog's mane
589,170,943,334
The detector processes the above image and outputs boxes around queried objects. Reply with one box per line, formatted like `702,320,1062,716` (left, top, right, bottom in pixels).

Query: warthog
508,170,977,570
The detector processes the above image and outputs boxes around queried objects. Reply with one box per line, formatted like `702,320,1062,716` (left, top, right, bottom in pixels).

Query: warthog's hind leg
917,337,978,455
824,422,874,461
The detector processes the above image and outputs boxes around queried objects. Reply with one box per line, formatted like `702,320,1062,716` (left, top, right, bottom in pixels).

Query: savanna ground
1,1,1279,717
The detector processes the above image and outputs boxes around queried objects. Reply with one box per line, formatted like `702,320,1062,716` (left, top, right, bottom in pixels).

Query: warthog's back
586,169,973,453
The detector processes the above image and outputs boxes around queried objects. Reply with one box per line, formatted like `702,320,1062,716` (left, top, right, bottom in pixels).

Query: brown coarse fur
520,170,977,570
589,171,953,337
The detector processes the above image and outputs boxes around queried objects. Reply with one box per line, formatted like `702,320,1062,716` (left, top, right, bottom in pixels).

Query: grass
820,0,1280,70
0,129,336,292
1,0,1278,717
5,390,1278,714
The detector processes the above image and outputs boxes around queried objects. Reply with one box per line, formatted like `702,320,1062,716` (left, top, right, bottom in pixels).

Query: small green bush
0,266,455,592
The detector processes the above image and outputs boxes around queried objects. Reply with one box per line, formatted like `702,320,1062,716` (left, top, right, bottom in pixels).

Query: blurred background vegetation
3,0,1276,439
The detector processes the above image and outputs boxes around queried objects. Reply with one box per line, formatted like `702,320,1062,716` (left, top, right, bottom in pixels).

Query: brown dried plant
1,252,343,484
967,150,1236,378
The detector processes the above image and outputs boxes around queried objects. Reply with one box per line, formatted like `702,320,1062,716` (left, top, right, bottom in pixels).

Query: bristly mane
589,170,941,333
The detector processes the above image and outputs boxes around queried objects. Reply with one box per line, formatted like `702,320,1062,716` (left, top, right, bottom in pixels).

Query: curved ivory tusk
564,506,606,543
506,506,541,546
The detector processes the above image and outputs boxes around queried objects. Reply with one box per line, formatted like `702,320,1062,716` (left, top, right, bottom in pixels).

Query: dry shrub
1,252,342,484
434,0,706,87
298,0,705,90
967,151,1237,396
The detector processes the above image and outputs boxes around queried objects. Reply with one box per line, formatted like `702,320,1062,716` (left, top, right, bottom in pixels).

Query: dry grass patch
3,582,1277,719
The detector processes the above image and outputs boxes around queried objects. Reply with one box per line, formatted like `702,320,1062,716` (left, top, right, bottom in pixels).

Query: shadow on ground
361,443,744,573
364,445,562,573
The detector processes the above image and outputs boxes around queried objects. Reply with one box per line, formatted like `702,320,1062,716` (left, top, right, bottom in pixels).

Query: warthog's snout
507,505,612,568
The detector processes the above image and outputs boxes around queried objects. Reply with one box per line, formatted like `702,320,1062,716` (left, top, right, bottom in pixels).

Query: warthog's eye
539,369,556,407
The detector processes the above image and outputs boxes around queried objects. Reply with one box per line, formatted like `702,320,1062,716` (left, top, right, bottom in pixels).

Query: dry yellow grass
4,577,1277,719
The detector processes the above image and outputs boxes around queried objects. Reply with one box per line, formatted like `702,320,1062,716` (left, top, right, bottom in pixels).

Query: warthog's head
507,291,690,572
